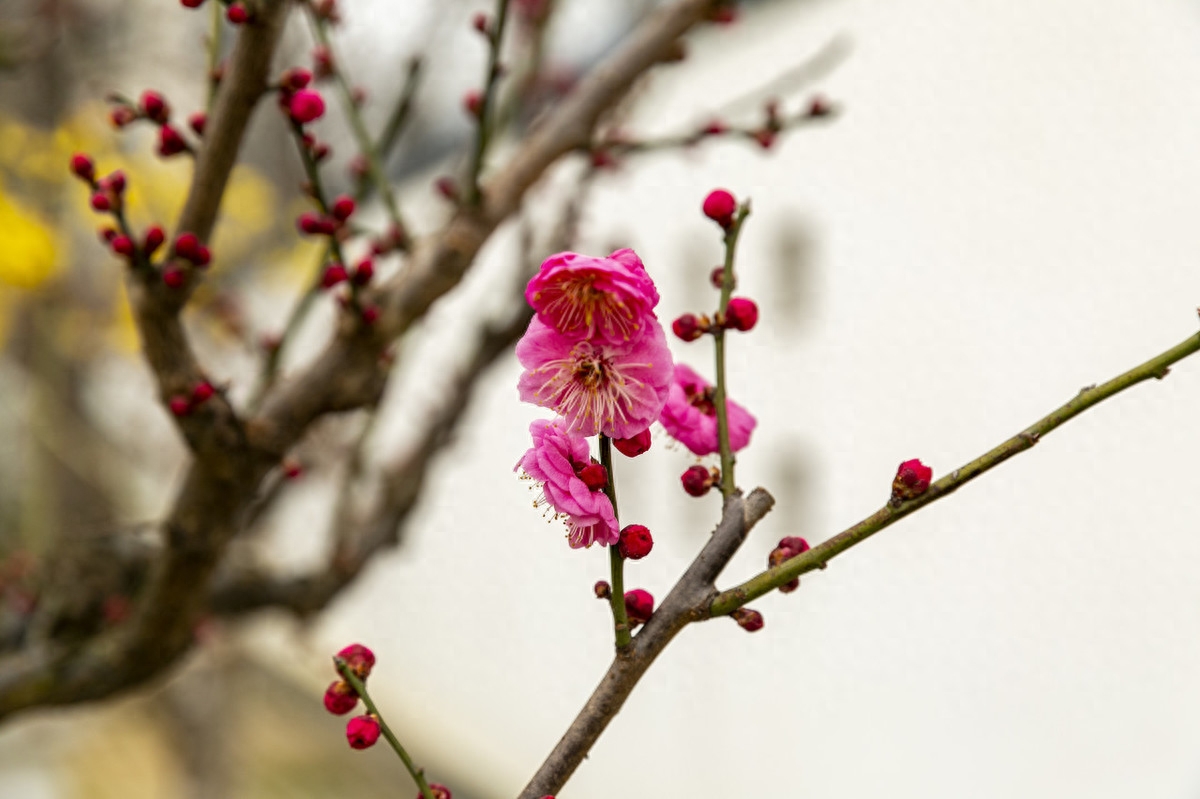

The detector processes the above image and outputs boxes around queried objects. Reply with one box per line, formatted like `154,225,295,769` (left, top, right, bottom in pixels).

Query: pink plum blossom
517,316,672,439
516,419,618,548
525,249,659,344
658,363,756,455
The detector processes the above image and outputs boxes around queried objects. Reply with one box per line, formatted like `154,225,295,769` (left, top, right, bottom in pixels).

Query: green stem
337,660,436,799
709,328,1200,616
466,0,512,205
600,435,631,650
304,10,406,233
712,204,750,497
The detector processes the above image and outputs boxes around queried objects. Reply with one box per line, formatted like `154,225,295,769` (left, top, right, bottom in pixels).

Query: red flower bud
345,715,381,750
731,607,764,632
312,45,334,79
109,105,137,128
139,90,169,124
577,463,608,492
89,192,111,212
226,2,249,23
321,263,349,289
434,176,459,202
287,89,326,124
671,313,704,342
710,265,730,289
280,67,312,91
891,459,933,503
681,465,715,497
191,381,215,404
99,226,118,243
192,245,212,268
330,194,355,222
337,643,375,679
100,170,126,195
424,784,452,799
752,129,776,149
352,258,374,286
701,120,727,136
297,212,336,236
142,225,166,256
808,95,832,118
168,394,191,417
472,12,489,33
724,297,758,331
624,589,654,626
158,124,188,157
359,305,379,325
463,90,483,118
180,0,205,7
612,429,652,457
618,524,653,560
188,111,207,136
593,580,611,599
110,234,135,258
69,153,95,183
323,680,358,715
702,188,737,228
282,459,303,479
162,265,187,289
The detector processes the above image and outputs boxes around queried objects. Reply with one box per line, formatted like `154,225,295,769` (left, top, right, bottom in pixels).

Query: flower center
540,274,639,340
532,341,650,433
683,382,717,416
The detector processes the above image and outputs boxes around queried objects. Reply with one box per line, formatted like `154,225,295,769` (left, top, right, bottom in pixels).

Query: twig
712,202,750,497
599,435,631,650
708,329,1200,616
466,0,512,204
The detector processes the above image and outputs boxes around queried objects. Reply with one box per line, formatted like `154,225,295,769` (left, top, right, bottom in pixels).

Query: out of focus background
2,0,1200,797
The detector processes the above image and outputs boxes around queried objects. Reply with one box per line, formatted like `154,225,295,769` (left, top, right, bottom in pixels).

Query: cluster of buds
277,68,326,126
680,464,719,497
71,156,126,214
767,536,810,593
161,232,213,288
670,299,758,341
297,193,355,240
98,223,165,265
322,644,381,749
167,380,217,418
891,458,933,505
180,0,250,24
110,90,196,158
617,524,654,560
624,588,654,627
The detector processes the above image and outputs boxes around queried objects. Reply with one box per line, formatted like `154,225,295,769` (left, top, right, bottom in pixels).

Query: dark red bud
434,176,459,202
352,258,374,285
139,90,169,124
732,607,764,632
226,2,250,24
612,429,652,457
109,105,137,128
321,263,349,289
191,381,215,404
681,465,715,497
724,297,758,332
346,715,381,749
577,463,608,492
187,111,207,136
702,188,737,228
157,124,188,157
891,459,933,502
624,589,654,626
110,235,135,258
593,580,611,599
89,192,111,212
162,265,187,289
671,313,704,342
424,784,453,799
143,225,166,256
70,153,95,183
618,524,653,560
101,170,127,194
323,680,358,715
168,394,191,416
280,67,312,91
330,194,355,222
360,305,379,326
337,643,376,679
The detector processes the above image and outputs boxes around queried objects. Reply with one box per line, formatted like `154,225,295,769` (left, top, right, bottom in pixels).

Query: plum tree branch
709,327,1200,616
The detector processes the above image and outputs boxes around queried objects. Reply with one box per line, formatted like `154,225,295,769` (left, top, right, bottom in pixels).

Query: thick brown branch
518,488,774,798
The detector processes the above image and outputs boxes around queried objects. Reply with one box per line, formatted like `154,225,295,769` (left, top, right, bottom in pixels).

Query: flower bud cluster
322,643,382,750
109,90,197,159
276,68,326,126
168,380,217,418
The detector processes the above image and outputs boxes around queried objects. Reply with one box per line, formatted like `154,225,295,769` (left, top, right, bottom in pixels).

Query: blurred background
1,0,1200,797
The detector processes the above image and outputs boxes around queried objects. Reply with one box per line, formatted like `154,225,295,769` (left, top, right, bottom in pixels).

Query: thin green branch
709,328,1200,617
466,0,512,204
712,204,750,497
375,57,423,168
600,434,631,650
304,8,407,234
336,659,436,799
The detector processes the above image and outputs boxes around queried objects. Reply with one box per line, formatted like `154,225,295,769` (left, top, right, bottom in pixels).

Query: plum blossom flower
516,419,618,548
658,363,756,455
517,316,672,439
525,249,659,344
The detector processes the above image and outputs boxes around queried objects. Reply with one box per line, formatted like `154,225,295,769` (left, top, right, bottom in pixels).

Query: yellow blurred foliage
0,181,58,290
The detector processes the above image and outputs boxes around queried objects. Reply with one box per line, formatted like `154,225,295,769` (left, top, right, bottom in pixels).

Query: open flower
516,419,618,548
659,363,756,455
525,249,659,344
517,316,672,439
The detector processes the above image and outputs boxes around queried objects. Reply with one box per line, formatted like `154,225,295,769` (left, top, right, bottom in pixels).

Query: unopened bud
731,607,764,632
